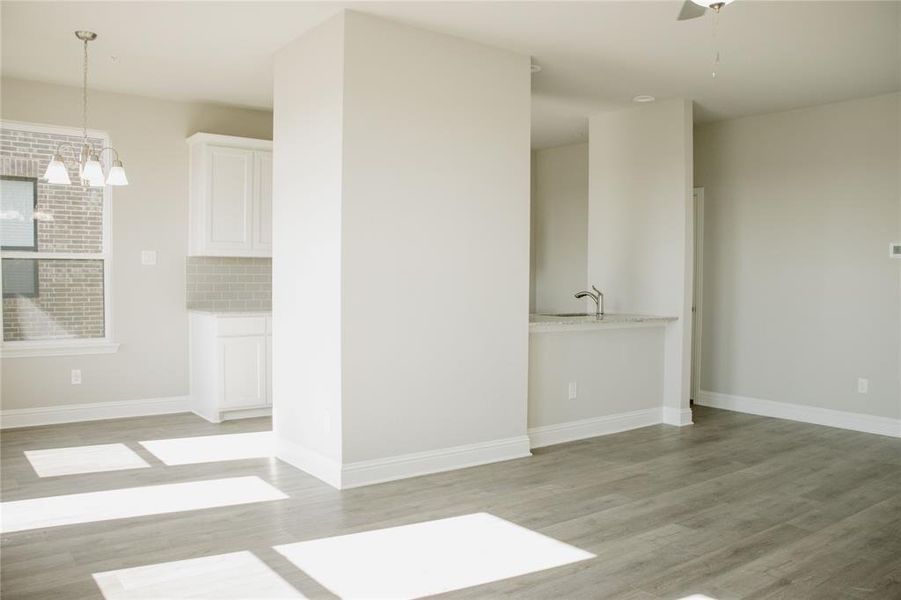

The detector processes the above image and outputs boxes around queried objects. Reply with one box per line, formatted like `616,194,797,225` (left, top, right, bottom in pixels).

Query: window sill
1,340,120,358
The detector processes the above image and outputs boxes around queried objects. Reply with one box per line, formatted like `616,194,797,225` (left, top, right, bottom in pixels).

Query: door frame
691,187,705,402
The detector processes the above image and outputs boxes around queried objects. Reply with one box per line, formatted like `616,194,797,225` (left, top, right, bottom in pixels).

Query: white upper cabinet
188,133,273,257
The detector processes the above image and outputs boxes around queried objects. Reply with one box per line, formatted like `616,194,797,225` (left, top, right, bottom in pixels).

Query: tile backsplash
186,257,271,312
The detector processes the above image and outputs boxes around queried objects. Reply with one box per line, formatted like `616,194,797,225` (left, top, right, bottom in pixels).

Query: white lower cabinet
219,336,267,410
190,312,272,422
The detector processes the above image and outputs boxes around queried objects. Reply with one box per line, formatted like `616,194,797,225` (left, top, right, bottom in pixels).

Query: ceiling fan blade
677,0,707,21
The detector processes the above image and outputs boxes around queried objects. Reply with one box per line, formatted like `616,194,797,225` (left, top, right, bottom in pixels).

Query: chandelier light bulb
82,153,105,185
106,160,129,186
42,155,72,185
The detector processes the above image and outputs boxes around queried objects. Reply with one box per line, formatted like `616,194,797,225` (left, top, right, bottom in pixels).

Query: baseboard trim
341,435,532,490
0,396,189,429
276,435,532,491
222,407,272,422
696,390,901,438
662,406,694,427
528,408,664,448
275,437,343,489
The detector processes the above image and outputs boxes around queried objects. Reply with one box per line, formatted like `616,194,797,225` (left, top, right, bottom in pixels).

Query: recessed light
632,95,656,103
530,64,542,74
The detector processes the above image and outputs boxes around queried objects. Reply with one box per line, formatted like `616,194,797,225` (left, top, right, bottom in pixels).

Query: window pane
2,258,105,341
1,127,104,253
2,259,38,297
0,177,37,250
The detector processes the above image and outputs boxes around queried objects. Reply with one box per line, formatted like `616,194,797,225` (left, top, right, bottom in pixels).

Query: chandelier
42,31,128,187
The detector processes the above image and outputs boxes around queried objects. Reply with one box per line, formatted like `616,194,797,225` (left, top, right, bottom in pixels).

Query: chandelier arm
52,141,83,167
96,147,121,164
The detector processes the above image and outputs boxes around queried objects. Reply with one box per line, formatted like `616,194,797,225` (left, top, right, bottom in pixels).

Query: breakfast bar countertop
529,313,677,333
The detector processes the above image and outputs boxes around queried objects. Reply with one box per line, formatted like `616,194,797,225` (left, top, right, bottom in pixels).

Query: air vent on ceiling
891,243,901,258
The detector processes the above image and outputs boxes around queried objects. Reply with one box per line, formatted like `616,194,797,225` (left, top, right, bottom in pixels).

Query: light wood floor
2,406,900,599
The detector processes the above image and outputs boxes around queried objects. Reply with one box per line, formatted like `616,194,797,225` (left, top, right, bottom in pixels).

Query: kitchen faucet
575,285,604,319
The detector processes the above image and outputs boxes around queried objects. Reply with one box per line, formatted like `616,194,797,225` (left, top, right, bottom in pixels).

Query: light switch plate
141,250,158,265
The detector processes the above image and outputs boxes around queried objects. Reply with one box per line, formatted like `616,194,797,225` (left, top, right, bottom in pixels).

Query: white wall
274,11,531,485
0,78,272,412
695,93,901,421
272,15,346,474
339,12,531,463
587,99,694,424
528,327,664,430
530,143,589,314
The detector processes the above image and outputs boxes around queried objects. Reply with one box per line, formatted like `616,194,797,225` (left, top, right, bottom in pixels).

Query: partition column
273,11,532,488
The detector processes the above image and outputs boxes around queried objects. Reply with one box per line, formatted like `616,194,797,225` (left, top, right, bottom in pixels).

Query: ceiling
2,1,899,148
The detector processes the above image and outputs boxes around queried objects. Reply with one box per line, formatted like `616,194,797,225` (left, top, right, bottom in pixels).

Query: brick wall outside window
1,126,107,342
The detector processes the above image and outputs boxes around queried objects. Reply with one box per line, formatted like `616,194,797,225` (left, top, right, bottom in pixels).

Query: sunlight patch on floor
0,476,287,533
24,443,150,477
274,512,594,599
139,431,273,466
93,550,306,599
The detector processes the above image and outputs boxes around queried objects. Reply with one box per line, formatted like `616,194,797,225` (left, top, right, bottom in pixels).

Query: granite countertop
187,308,271,316
529,313,677,333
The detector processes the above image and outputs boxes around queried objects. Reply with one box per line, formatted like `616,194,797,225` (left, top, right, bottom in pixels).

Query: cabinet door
204,146,254,253
219,336,266,410
253,151,273,253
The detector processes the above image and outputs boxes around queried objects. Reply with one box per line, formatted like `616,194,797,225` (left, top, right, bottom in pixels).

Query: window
0,121,117,357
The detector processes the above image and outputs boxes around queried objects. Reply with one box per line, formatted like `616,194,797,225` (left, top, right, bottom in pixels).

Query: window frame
0,120,118,358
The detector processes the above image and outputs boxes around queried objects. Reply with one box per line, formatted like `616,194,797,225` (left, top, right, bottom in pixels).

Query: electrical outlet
857,378,868,394
141,250,157,266
71,369,82,385
568,382,577,400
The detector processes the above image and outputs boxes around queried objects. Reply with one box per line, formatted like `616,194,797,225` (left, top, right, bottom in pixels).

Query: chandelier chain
82,37,89,143
712,8,720,79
